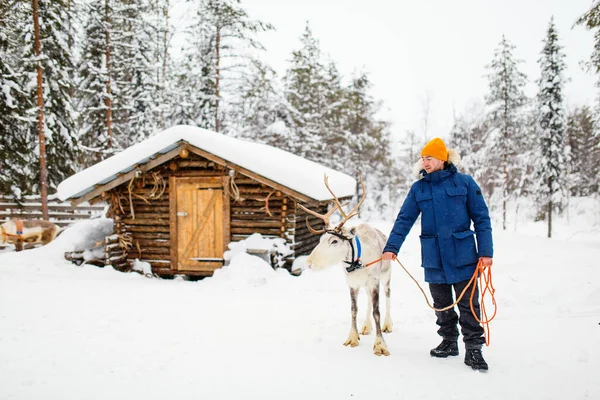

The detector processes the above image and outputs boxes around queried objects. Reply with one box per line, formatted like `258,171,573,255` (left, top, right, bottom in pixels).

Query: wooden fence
0,196,106,227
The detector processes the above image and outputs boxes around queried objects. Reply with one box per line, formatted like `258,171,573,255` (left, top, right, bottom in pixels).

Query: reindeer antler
297,201,345,234
257,191,275,217
298,172,366,234
332,171,366,231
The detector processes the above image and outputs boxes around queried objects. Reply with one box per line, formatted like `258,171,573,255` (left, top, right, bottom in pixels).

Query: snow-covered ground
1,208,599,400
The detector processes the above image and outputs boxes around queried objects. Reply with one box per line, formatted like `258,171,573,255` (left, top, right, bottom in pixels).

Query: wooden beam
169,175,178,271
221,176,231,253
69,144,187,206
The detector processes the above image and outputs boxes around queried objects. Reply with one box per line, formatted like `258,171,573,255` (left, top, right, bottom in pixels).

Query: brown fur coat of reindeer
299,174,393,356
0,219,60,251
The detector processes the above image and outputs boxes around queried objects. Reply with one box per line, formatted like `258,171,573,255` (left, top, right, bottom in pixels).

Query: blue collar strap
354,236,362,260
344,235,363,273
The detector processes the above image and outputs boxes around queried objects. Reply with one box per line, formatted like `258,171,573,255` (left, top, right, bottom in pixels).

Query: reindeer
299,174,393,356
0,219,60,251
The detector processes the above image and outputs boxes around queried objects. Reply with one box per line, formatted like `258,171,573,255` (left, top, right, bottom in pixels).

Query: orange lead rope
357,256,497,345
367,257,497,346
470,259,497,346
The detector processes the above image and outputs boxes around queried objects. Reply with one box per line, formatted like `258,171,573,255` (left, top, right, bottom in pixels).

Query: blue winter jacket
383,164,493,284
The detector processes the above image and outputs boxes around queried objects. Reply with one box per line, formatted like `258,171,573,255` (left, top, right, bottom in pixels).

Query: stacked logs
108,171,173,272
229,177,294,242
104,234,127,270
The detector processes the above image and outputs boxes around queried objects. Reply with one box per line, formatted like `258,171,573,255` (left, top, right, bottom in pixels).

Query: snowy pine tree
535,18,567,238
148,0,172,130
395,130,420,193
172,0,273,133
227,59,284,141
77,0,113,167
35,0,79,191
485,35,529,230
576,1,600,92
447,101,490,185
566,106,599,196
169,2,218,130
111,0,160,147
0,1,36,197
283,23,335,162
78,0,162,159
3,0,79,196
576,1,600,189
342,71,394,216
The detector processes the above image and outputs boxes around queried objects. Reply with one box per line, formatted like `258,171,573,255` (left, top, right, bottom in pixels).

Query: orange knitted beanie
421,137,448,161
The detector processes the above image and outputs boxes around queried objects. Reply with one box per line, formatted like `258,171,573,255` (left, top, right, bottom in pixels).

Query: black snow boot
464,348,488,371
430,340,459,358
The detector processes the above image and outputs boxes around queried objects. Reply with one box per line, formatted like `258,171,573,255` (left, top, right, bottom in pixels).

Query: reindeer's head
298,173,366,270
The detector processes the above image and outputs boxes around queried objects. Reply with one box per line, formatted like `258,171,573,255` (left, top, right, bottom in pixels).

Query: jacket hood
412,148,461,179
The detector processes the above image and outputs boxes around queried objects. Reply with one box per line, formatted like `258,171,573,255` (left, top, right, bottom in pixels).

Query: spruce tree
535,18,567,238
111,0,159,147
173,0,273,133
396,130,420,194
447,102,491,189
4,0,78,198
341,71,394,216
36,0,79,192
77,0,113,167
227,59,281,141
323,62,354,171
148,0,172,130
576,1,600,187
283,23,331,161
169,3,218,130
0,0,35,198
566,106,598,196
576,1,600,80
78,0,161,158
485,35,529,230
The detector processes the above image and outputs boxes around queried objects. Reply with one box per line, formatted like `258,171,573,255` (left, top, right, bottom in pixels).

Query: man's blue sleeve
466,176,493,258
383,185,421,254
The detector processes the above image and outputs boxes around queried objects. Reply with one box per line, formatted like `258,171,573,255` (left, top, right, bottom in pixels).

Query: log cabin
57,125,356,278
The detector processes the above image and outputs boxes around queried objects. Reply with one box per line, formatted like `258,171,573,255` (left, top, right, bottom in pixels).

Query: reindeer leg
360,287,373,335
15,239,23,252
371,286,390,356
382,268,393,333
343,287,360,347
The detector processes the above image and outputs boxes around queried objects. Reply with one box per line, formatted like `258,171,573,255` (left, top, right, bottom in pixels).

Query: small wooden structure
57,125,355,277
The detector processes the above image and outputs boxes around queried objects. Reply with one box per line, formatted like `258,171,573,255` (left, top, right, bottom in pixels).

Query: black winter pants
429,279,485,349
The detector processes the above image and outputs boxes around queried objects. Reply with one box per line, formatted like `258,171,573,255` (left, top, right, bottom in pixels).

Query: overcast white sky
175,0,598,144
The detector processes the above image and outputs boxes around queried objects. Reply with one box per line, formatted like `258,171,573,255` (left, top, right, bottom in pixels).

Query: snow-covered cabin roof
57,125,356,203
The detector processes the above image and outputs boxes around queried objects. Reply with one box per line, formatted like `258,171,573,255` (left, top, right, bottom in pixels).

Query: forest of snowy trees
1,0,600,237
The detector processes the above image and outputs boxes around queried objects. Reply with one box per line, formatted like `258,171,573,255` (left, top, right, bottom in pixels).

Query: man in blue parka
382,137,493,371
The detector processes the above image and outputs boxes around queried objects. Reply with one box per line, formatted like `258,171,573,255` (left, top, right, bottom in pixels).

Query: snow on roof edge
57,125,357,203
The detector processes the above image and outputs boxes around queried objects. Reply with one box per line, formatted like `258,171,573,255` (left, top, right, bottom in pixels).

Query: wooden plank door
171,177,227,272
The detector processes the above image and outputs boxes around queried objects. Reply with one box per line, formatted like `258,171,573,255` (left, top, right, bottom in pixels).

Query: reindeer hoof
343,332,360,347
374,347,391,356
360,324,372,335
373,337,390,356
382,322,393,333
